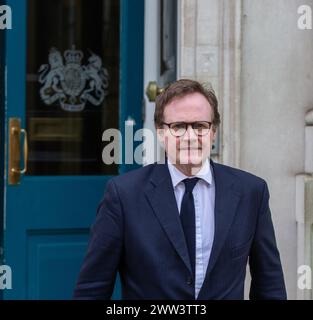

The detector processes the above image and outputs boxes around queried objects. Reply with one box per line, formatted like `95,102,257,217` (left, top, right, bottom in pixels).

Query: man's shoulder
213,161,267,188
109,163,159,188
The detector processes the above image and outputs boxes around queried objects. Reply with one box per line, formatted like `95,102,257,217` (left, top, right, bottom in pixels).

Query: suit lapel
144,163,192,275
197,161,242,299
144,161,242,298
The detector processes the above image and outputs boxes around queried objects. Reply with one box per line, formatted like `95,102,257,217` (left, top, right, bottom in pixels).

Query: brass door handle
9,118,28,185
146,81,164,102
11,128,28,174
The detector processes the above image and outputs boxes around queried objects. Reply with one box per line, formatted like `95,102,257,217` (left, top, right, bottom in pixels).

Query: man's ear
211,127,217,144
156,127,165,146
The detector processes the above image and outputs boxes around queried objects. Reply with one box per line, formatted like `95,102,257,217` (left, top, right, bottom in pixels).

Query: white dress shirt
167,159,215,298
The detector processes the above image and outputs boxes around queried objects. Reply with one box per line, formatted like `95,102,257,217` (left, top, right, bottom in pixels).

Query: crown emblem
64,46,84,65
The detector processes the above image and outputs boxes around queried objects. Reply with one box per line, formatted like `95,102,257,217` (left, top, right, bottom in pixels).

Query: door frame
143,0,159,165
0,0,5,300
143,0,178,165
119,0,144,173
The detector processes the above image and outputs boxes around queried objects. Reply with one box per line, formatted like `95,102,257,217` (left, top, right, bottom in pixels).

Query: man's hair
154,79,221,130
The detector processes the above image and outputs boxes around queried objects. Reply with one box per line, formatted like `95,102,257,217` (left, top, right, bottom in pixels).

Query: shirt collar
167,158,213,188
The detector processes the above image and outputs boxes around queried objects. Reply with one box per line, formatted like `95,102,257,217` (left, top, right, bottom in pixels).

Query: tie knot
183,178,199,193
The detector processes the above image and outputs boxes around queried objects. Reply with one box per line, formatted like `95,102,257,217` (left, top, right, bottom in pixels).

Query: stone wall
177,0,313,299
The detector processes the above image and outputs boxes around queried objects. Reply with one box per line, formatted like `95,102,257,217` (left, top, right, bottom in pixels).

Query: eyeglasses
162,121,212,137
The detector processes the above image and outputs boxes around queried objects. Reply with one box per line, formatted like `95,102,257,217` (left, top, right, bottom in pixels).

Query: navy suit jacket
73,161,287,300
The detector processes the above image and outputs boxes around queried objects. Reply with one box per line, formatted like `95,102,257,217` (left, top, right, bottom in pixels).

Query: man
74,79,287,300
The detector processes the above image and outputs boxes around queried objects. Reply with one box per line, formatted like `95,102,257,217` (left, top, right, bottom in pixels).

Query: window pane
26,0,120,175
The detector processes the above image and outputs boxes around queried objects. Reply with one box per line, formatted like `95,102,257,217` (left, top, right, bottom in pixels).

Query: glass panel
160,0,177,84
26,0,120,175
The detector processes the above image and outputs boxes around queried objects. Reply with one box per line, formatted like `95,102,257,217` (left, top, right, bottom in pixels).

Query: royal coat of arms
38,46,109,112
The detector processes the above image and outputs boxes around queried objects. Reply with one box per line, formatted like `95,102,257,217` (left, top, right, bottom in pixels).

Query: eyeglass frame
161,121,213,137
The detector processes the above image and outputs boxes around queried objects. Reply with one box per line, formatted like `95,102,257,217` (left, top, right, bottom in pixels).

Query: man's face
157,92,216,171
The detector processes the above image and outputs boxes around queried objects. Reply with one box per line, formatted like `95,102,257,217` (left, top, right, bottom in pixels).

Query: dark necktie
180,177,199,281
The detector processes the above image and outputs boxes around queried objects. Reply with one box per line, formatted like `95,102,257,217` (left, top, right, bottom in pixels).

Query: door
144,0,177,164
3,0,144,299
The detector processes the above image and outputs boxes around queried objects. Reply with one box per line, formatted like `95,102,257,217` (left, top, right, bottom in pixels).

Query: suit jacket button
186,277,193,285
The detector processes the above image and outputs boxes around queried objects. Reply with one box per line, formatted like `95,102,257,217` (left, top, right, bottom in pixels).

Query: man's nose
183,124,198,140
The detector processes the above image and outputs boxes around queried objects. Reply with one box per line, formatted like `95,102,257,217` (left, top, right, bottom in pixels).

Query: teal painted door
3,0,144,299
